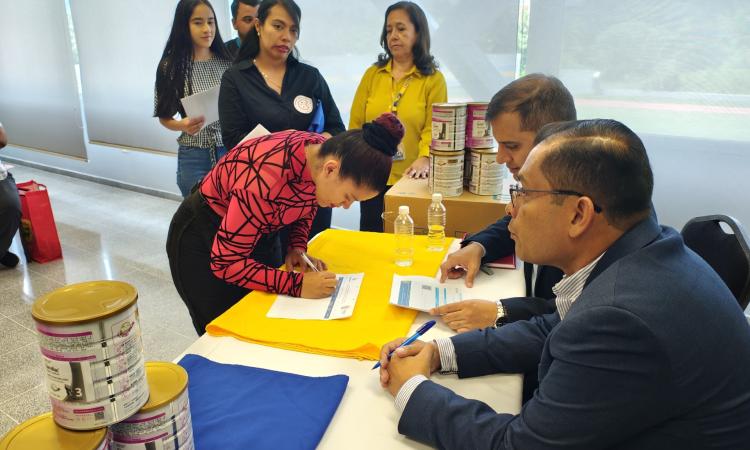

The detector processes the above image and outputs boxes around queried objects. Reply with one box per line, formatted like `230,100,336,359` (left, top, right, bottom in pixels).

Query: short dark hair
486,74,577,132
376,2,438,76
537,119,653,228
231,0,260,19
235,0,301,63
319,131,393,192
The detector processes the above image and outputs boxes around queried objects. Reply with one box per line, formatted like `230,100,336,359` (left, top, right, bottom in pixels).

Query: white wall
2,143,181,198
645,135,750,230
3,0,749,232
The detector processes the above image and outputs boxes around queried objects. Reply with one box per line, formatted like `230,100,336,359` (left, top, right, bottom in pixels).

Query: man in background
225,0,260,58
434,74,574,345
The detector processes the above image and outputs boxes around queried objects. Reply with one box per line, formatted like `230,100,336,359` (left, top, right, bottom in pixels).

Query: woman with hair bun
166,113,404,335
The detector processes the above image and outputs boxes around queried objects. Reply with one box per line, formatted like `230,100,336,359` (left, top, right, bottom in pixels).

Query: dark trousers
0,173,21,259
522,368,540,404
359,187,389,232
166,189,281,335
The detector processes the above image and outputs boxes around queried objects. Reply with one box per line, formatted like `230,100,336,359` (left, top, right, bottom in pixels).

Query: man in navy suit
379,119,750,449
434,74,576,335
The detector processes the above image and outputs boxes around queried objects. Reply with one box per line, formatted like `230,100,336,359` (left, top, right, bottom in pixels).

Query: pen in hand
372,320,436,370
300,252,319,272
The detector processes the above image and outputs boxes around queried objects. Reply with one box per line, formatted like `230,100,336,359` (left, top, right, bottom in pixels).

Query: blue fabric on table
178,354,348,450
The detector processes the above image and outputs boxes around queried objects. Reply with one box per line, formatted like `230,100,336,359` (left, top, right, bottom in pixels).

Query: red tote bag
16,180,63,263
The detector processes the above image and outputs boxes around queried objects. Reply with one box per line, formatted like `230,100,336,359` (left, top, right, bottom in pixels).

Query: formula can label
431,158,464,178
432,103,467,151
465,103,494,148
112,388,191,436
36,305,140,353
430,180,463,197
469,178,503,195
50,372,149,430
110,419,194,450
465,148,503,195
432,121,465,140
431,136,466,151
432,103,467,121
429,148,464,197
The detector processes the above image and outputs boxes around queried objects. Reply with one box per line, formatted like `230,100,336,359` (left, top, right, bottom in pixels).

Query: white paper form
237,123,270,146
266,273,364,320
389,275,465,312
180,85,220,132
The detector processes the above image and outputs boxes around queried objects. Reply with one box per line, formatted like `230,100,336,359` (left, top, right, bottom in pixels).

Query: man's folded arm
398,306,672,449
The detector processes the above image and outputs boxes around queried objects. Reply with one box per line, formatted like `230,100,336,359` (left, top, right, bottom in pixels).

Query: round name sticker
294,95,314,114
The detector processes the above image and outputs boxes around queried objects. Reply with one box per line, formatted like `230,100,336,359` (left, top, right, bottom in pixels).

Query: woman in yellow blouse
349,1,447,232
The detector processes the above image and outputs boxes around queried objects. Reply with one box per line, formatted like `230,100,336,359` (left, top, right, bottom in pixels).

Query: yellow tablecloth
206,229,452,360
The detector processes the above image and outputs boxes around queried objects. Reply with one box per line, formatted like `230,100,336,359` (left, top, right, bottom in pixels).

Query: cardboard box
384,177,509,238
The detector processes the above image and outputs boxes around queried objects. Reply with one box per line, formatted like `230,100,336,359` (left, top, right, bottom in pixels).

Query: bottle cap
432,193,442,202
399,205,410,215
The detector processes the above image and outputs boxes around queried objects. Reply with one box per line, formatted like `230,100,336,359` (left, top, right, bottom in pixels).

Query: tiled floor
0,164,197,436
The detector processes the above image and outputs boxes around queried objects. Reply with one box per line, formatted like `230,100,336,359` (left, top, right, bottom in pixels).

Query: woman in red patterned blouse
167,113,404,334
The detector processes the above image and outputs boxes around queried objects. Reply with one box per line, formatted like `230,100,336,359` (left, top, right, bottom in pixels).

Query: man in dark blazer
434,74,574,334
379,119,750,449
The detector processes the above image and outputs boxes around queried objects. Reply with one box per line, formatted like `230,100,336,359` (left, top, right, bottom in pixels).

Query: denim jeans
176,145,227,197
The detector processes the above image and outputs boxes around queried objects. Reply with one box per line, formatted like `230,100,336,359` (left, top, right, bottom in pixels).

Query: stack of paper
266,273,364,320
389,275,465,312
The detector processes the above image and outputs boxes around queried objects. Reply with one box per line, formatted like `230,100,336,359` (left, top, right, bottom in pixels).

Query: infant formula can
465,102,494,148
431,103,467,151
429,148,464,197
467,147,504,195
0,412,109,450
110,362,193,450
32,281,149,430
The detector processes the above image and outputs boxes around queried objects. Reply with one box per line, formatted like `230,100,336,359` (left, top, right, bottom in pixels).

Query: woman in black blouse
219,0,344,240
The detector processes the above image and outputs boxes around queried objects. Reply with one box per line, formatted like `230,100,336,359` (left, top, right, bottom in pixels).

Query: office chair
681,215,750,310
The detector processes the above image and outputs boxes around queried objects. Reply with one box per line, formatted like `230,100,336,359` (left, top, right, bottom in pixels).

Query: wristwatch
494,300,508,328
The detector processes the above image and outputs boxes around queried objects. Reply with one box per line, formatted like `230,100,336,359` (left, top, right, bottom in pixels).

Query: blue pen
372,320,437,370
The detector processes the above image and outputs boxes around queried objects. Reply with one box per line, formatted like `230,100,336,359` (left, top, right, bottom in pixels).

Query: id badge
393,142,405,161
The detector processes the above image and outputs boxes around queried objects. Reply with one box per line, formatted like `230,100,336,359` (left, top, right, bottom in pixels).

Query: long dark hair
234,0,301,64
376,1,437,76
154,0,230,118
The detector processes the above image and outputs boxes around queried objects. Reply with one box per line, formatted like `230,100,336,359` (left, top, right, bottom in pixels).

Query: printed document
389,275,464,312
266,273,364,320
238,123,270,146
180,85,220,132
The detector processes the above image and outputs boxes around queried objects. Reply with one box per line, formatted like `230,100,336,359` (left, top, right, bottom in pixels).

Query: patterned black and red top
200,130,325,296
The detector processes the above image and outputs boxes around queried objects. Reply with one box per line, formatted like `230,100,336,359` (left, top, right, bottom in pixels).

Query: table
177,241,526,449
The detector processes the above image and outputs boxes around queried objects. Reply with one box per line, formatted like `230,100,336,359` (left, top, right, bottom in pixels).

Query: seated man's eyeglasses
509,183,603,213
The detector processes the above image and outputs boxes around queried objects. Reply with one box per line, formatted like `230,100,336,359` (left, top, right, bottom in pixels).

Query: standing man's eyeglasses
509,183,603,213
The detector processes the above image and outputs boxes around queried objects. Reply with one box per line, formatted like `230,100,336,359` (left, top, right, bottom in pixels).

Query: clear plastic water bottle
427,193,446,251
394,205,414,267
